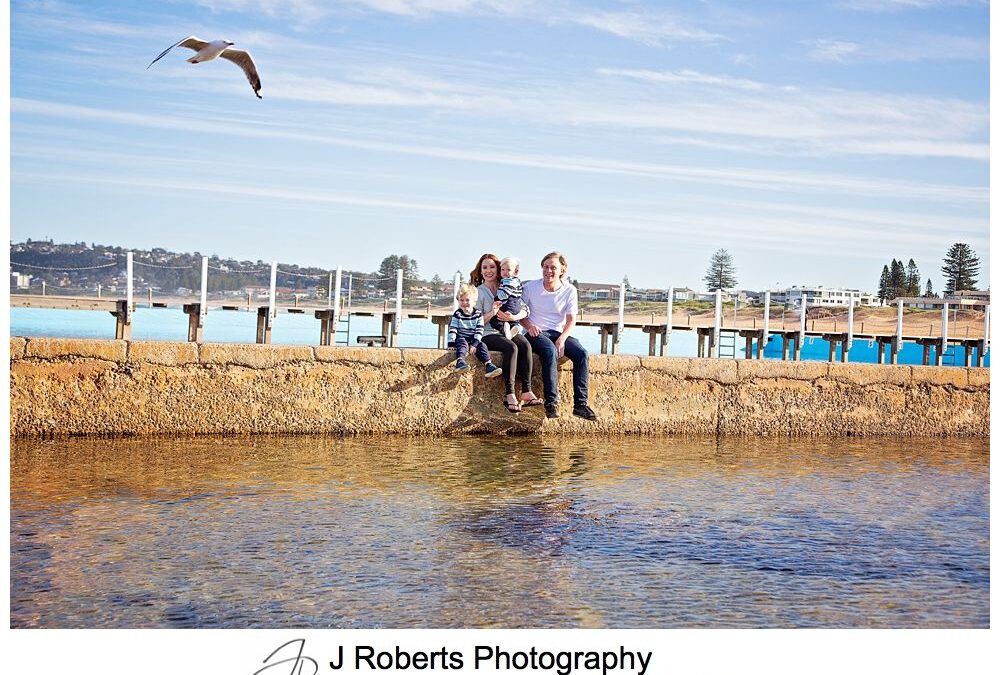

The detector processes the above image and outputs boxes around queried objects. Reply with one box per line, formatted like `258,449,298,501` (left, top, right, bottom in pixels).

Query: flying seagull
147,36,262,98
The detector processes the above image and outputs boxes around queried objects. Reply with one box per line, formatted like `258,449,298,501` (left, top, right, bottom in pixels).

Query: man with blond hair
520,252,597,421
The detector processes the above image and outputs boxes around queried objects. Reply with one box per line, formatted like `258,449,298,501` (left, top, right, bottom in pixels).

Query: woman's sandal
519,396,543,407
504,398,522,413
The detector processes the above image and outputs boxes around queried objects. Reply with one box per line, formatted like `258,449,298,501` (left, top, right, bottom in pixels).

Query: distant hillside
9,239,359,294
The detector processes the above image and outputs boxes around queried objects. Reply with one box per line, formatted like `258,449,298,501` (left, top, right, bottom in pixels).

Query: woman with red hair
470,252,541,413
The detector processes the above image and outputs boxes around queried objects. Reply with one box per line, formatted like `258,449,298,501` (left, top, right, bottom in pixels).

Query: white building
10,272,31,289
773,286,878,308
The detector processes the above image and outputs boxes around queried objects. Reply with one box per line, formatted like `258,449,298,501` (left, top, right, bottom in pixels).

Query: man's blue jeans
526,329,589,408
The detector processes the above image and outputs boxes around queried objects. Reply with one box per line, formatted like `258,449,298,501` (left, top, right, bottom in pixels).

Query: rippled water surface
10,435,989,628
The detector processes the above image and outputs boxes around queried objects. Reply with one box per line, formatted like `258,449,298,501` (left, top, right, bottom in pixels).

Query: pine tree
941,243,980,294
889,259,905,299
905,259,920,296
924,279,935,298
703,249,737,291
878,265,890,304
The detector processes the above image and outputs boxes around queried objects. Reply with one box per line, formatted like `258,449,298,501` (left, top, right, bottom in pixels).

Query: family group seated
448,251,597,421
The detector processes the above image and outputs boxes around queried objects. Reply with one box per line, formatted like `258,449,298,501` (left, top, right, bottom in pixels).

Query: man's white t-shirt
521,279,578,332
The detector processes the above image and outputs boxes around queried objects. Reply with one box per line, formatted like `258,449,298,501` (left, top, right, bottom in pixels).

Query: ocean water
9,306,989,366
10,434,989,628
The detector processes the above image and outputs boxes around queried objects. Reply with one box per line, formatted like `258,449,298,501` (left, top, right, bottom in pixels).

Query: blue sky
8,0,990,292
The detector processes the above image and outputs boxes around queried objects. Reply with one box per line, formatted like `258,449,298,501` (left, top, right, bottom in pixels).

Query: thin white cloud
15,169,982,261
582,69,986,160
187,0,723,47
569,9,724,47
806,39,863,63
11,97,987,205
805,34,986,63
838,0,986,11
187,0,331,21
598,68,770,91
187,0,527,19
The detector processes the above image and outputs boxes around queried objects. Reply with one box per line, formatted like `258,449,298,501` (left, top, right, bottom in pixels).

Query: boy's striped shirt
449,308,485,342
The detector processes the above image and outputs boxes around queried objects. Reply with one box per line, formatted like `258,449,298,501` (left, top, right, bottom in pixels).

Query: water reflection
10,435,989,628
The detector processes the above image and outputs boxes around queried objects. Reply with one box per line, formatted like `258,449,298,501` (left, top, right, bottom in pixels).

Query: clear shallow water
10,435,989,628
10,306,989,365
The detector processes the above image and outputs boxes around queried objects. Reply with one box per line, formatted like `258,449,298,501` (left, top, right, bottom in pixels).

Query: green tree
376,254,420,293
924,279,936,298
877,265,890,304
622,275,632,290
941,243,980,294
430,274,443,296
703,248,737,291
889,259,905,299
905,258,920,296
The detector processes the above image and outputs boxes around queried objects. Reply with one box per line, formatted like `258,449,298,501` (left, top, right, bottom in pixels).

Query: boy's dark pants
454,336,490,363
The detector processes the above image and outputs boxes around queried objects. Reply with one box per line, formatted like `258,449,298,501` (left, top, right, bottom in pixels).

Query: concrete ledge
10,337,27,360
401,348,452,367
688,358,738,384
127,341,199,366
597,355,642,373
826,362,911,387
912,365,971,389
739,359,828,382
638,356,691,378
968,367,990,389
315,346,403,365
9,337,989,438
200,343,314,368
24,337,126,362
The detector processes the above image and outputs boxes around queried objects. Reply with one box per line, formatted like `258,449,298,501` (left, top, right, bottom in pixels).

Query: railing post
616,280,626,354
939,302,949,366
984,306,990,354
395,268,403,335
199,256,208,330
126,251,133,325
97,283,102,299
712,289,723,357
845,296,854,363
41,280,46,296
113,299,131,340
761,290,771,359
664,285,674,356
333,266,343,326
268,259,277,325
797,295,806,361
893,298,903,364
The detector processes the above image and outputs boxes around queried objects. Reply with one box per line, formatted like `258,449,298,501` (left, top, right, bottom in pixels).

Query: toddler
490,257,524,339
449,284,502,377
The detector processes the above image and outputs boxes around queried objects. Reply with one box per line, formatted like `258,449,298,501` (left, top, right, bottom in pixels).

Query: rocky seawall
9,337,989,437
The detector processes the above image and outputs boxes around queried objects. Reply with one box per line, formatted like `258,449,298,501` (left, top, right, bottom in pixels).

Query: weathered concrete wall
9,338,989,437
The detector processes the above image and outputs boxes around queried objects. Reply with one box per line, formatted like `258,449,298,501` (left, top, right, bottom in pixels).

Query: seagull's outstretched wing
220,48,262,98
146,36,210,69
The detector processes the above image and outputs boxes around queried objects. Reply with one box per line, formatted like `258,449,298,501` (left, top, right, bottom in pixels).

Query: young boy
490,257,524,339
449,284,502,377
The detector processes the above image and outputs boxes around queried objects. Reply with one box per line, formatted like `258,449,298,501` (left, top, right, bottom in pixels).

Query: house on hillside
779,286,878,308
10,272,31,289
577,282,620,300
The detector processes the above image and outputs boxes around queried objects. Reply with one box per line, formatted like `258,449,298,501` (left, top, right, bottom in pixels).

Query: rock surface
9,338,989,437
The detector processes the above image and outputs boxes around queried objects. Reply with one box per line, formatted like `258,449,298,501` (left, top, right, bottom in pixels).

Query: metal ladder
717,331,737,358
334,278,352,346
334,312,351,346
941,344,957,366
